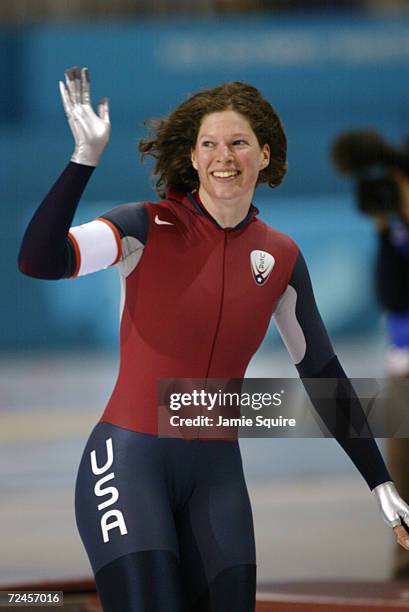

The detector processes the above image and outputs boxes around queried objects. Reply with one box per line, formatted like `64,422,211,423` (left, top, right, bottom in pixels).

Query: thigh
75,422,179,576
177,441,256,608
95,550,188,612
193,564,256,612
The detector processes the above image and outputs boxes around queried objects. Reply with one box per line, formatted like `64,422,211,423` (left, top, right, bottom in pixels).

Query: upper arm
66,202,148,278
273,251,335,376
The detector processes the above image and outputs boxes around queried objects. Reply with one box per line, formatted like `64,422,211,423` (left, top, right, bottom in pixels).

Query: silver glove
59,66,110,167
373,481,409,529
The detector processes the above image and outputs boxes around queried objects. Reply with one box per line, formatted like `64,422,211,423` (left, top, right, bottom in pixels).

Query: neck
197,187,252,228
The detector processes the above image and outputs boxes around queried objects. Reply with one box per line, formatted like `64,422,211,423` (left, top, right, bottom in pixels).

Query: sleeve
375,229,409,313
18,162,94,279
18,162,148,280
273,251,391,490
68,202,148,278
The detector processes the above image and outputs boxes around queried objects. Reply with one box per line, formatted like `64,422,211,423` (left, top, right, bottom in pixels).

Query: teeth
212,171,238,178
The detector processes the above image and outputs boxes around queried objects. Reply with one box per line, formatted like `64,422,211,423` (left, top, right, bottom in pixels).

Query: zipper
196,231,228,440
206,230,228,378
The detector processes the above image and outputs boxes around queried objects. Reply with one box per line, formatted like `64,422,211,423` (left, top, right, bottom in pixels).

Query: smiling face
191,110,270,210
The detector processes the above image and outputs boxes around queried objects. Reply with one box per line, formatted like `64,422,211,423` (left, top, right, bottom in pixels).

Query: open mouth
210,170,241,180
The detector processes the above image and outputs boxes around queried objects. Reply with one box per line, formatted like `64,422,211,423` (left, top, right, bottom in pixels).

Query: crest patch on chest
250,250,275,286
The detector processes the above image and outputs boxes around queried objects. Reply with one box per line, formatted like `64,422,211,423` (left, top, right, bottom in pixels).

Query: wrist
71,144,102,167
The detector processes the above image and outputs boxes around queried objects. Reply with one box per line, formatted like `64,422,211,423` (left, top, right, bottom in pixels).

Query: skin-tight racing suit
18,162,392,611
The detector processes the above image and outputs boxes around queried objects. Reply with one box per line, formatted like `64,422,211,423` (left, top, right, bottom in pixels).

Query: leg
193,564,256,612
75,423,186,611
177,440,257,611
95,550,187,612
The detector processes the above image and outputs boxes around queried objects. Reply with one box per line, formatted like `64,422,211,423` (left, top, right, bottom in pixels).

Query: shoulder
141,198,193,237
144,199,182,225
99,201,149,242
254,217,299,256
100,197,188,242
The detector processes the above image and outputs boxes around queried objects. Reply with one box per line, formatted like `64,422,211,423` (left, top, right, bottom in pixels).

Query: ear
191,148,198,171
260,144,270,170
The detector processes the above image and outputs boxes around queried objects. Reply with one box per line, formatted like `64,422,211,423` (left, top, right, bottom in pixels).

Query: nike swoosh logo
154,214,174,226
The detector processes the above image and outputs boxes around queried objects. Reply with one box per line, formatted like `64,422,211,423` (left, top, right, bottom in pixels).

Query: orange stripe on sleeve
96,217,122,264
68,232,81,278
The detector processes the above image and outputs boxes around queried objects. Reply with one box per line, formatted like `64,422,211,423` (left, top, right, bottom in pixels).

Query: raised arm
274,250,409,549
18,67,113,279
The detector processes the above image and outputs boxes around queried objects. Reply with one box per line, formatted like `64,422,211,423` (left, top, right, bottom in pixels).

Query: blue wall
5,15,409,201
9,13,409,351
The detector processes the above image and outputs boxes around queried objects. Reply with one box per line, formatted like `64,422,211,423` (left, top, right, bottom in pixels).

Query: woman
19,67,409,612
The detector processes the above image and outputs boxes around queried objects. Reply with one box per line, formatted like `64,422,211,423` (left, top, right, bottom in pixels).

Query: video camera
330,130,409,215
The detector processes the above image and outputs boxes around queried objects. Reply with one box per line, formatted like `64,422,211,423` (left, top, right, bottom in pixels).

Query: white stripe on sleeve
69,219,120,276
273,284,306,365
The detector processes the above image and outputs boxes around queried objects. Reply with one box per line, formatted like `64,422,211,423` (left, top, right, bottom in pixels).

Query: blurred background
4,0,409,592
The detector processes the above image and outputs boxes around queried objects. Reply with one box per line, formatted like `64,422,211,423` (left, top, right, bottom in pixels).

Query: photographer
332,131,409,579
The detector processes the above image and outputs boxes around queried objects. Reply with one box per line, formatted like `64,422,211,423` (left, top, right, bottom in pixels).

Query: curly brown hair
138,82,287,198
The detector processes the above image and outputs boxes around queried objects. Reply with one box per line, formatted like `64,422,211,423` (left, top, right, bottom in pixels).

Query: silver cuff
373,481,408,528
71,146,100,167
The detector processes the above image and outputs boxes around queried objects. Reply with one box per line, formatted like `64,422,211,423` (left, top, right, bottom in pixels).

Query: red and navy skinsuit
19,162,391,612
100,189,300,434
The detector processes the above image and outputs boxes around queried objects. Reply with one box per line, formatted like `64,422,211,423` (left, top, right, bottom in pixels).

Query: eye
201,140,214,147
232,139,248,146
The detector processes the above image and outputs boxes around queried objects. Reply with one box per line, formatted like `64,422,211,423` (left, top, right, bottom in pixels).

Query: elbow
17,250,34,277
17,251,63,280
17,256,42,279
18,239,73,280
17,247,37,278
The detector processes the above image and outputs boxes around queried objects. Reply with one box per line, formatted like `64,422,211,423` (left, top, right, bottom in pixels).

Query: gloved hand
59,66,110,167
373,481,409,549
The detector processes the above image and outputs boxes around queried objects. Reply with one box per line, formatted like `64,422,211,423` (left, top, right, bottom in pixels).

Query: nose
215,143,234,163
